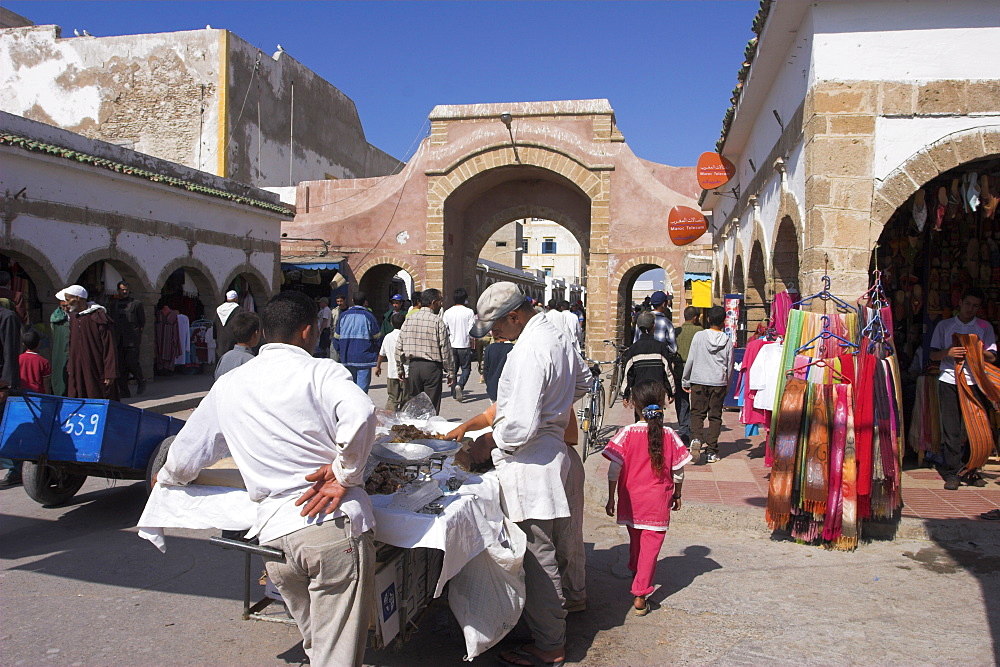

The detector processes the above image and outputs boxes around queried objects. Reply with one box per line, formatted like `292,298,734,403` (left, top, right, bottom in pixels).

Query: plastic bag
399,392,437,421
447,518,526,661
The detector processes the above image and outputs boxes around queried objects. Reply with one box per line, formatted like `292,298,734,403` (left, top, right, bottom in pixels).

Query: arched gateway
284,100,700,360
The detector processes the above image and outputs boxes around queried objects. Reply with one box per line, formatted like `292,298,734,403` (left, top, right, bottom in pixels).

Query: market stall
136,409,521,659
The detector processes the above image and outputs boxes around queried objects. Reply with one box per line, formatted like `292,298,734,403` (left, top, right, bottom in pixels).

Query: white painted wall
811,0,1000,83
2,143,280,296
875,117,1000,181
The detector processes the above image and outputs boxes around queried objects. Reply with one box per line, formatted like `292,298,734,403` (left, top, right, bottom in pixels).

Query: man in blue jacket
334,291,381,393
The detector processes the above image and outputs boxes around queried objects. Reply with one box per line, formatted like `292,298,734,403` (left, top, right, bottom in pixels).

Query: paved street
2,372,1000,666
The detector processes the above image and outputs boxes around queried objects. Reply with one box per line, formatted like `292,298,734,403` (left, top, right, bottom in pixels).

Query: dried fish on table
364,462,412,495
389,424,435,443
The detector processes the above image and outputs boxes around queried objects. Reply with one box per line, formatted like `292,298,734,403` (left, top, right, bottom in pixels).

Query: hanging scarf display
762,275,904,550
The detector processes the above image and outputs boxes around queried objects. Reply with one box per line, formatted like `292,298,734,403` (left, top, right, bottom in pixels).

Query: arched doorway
614,261,680,344
746,240,768,334
74,258,147,308
772,215,800,294
155,266,214,374
0,249,57,325
358,262,419,318
225,269,270,313
721,264,731,296
442,166,591,308
871,155,1000,374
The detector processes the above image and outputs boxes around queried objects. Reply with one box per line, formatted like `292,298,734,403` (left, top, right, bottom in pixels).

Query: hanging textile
174,313,191,366
763,275,903,549
691,280,713,308
155,306,181,372
954,332,1000,473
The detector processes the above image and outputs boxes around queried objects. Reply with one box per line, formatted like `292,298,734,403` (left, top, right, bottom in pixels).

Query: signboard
697,152,736,190
668,206,708,246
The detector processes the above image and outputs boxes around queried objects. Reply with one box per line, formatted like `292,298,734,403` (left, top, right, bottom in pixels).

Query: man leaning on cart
155,290,378,667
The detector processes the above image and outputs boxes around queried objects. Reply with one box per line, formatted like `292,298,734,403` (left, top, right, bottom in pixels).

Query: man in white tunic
157,290,377,667
471,283,590,667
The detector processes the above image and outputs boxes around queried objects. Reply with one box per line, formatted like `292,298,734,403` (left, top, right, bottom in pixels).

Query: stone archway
154,257,221,308
221,265,273,310
357,260,419,317
772,215,800,294
722,265,731,295
0,239,60,323
746,240,768,332
68,248,151,297
285,100,700,360
733,256,746,296
610,255,683,342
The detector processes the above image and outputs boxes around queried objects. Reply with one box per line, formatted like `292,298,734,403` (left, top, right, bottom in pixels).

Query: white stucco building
0,111,288,376
701,0,1000,339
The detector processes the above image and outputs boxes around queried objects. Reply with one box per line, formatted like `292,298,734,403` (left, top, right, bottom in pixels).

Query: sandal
633,596,650,616
962,473,988,488
980,509,1000,521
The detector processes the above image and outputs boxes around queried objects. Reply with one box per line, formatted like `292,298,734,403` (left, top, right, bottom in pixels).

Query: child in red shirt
19,329,52,394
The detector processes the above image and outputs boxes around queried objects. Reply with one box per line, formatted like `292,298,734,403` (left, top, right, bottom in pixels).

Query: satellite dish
668,206,709,246
697,152,736,190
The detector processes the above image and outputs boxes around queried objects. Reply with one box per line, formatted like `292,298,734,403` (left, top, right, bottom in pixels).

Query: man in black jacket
622,311,675,419
113,281,146,396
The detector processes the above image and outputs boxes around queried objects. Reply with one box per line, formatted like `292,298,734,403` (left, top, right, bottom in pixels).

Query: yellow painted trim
217,30,229,178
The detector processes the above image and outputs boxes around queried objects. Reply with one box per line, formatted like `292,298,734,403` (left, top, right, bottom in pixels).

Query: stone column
802,81,878,304
584,172,613,362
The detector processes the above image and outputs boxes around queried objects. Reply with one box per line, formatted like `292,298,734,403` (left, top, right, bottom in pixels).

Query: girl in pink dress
604,379,692,615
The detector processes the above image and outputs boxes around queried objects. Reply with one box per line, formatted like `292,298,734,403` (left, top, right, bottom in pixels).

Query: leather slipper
980,509,1000,521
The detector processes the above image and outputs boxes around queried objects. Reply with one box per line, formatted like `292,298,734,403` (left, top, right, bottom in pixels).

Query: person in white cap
212,289,244,358
465,282,590,667
59,285,119,400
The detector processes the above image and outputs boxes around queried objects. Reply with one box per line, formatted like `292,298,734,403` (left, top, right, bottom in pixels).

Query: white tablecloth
137,465,502,598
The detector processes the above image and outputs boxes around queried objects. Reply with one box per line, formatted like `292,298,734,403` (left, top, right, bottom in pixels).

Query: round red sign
697,152,736,190
668,206,708,246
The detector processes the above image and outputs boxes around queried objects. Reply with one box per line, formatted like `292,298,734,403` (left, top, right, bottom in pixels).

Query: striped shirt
395,308,456,378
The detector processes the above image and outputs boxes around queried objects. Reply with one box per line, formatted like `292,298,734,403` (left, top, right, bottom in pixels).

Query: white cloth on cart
137,469,503,598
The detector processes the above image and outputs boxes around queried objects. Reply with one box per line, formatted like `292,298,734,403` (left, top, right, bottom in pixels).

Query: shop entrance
155,267,213,374
872,158,1000,373
872,157,1000,463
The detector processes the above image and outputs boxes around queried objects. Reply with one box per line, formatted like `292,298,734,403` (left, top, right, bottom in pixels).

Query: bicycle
578,340,628,461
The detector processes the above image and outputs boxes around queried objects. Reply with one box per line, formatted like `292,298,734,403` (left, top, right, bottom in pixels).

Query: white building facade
701,0,1000,338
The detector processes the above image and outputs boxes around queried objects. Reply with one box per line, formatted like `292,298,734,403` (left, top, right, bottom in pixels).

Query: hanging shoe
912,189,927,232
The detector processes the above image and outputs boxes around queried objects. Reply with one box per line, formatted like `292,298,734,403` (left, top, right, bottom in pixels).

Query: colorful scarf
823,383,849,541
802,383,830,515
836,384,859,550
767,377,808,530
954,333,1000,473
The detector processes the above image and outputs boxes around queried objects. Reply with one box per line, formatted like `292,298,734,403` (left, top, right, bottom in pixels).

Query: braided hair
632,379,667,475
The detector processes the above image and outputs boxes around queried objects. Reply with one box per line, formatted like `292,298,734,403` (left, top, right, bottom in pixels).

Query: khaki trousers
263,517,374,667
555,445,586,604
518,518,570,652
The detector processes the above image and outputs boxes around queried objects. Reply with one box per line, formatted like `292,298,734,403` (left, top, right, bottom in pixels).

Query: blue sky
8,1,759,167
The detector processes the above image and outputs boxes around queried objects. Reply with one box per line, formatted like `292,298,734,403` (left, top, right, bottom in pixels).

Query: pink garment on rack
740,338,773,427
771,290,797,336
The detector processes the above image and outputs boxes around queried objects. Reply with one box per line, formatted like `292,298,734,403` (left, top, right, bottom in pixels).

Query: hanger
786,357,853,384
791,275,857,313
859,270,890,310
795,315,859,356
785,280,799,294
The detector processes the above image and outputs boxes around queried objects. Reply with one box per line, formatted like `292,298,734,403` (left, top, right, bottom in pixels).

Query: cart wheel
146,435,175,494
22,461,87,507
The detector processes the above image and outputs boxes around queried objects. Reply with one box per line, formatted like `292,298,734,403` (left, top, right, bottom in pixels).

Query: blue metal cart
0,393,184,506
